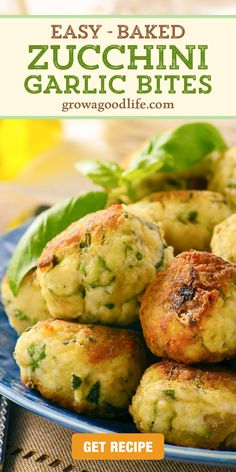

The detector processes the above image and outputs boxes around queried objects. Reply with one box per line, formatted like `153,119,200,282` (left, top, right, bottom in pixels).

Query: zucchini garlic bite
1,270,49,334
208,146,236,209
211,214,236,263
14,320,146,417
37,204,173,325
141,250,236,364
130,360,236,450
128,190,231,254
130,171,206,202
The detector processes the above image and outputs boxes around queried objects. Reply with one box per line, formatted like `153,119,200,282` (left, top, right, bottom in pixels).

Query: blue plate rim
1,382,236,466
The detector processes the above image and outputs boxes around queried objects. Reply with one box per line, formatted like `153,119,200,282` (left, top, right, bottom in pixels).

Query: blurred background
0,0,236,231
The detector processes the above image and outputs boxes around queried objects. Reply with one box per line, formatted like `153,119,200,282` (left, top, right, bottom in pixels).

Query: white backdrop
1,0,236,15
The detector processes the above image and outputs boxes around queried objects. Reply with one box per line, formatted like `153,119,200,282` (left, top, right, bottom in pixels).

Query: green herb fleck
80,232,91,249
218,288,226,301
187,211,198,222
87,336,96,343
147,222,157,231
28,343,46,371
90,274,116,289
151,400,158,425
14,310,28,321
163,389,176,399
95,256,106,270
63,339,76,346
135,252,143,261
124,243,133,257
71,374,82,390
79,265,87,276
202,428,213,439
105,303,115,310
155,248,164,270
86,381,100,404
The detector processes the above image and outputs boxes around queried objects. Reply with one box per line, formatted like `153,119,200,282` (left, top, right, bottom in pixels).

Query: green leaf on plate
123,123,227,181
75,160,123,190
7,191,108,296
75,124,227,201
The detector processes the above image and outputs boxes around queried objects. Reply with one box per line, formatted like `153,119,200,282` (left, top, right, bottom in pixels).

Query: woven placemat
3,403,233,472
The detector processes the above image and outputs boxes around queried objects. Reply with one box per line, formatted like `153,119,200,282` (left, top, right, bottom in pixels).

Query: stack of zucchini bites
2,123,236,450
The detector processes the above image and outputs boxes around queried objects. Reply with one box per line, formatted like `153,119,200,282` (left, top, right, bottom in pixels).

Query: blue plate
0,225,236,467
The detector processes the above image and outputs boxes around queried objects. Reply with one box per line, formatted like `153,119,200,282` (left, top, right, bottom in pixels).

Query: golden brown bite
37,204,172,325
128,190,232,254
211,214,236,263
130,360,236,450
14,320,146,418
208,146,236,209
1,270,49,334
140,250,236,364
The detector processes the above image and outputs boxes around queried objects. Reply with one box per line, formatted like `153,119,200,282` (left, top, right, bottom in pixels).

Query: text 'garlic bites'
14,320,146,418
141,251,236,364
208,146,236,209
211,214,236,264
1,270,50,334
129,191,232,254
129,360,236,450
37,204,173,325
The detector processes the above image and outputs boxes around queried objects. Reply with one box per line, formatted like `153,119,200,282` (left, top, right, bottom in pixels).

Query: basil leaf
123,123,227,181
76,160,123,189
75,124,227,202
7,191,107,295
